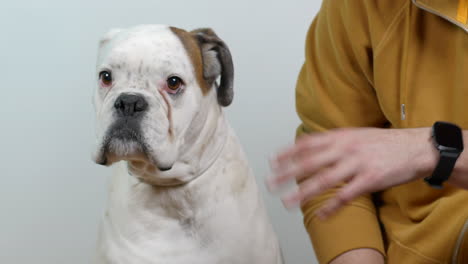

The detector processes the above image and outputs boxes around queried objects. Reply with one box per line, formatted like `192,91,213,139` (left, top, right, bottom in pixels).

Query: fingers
275,133,333,164
268,147,343,191
315,173,375,219
268,129,378,217
268,127,416,218
281,157,359,209
268,134,344,190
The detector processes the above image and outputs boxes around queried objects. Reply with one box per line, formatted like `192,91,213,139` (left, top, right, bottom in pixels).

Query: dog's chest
98,198,258,264
96,163,261,263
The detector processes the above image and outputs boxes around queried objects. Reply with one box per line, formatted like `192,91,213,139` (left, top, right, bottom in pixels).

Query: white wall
0,1,321,263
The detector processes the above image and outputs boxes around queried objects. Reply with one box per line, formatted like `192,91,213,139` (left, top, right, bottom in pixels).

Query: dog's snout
114,93,148,117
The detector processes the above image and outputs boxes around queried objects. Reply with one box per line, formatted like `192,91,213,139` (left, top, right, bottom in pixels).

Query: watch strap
424,151,460,188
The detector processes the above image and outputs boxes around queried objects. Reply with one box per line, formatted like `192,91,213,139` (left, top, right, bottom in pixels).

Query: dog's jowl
92,25,283,264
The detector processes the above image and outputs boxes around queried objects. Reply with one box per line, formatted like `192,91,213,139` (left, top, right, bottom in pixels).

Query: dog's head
92,25,233,185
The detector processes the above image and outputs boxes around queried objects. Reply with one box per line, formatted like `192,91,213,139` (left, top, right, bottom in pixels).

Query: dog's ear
191,28,234,107
99,28,122,48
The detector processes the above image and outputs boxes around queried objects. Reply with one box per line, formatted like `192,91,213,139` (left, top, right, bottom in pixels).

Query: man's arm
282,0,400,262
330,249,384,264
272,127,468,218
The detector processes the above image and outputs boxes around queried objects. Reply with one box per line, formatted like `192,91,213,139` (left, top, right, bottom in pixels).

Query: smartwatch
424,121,464,188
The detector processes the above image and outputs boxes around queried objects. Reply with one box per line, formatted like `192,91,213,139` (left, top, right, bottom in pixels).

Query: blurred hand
267,127,435,219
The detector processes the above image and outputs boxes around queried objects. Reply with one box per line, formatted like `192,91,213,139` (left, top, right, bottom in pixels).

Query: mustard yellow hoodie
297,0,468,263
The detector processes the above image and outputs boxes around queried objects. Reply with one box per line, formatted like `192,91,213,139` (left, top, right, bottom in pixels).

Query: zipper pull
401,104,406,121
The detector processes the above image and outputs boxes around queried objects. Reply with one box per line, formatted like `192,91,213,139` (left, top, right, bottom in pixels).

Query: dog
92,25,283,264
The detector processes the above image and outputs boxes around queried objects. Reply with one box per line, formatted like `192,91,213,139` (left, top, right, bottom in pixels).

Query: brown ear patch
190,28,234,107
170,27,210,95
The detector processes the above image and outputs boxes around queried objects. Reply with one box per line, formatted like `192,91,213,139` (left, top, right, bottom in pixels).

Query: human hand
267,127,435,219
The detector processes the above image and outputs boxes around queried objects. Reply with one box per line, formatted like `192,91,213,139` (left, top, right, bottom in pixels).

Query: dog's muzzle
109,93,149,143
96,93,150,166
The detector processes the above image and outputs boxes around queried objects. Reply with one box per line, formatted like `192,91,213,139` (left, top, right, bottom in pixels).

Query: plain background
0,0,322,263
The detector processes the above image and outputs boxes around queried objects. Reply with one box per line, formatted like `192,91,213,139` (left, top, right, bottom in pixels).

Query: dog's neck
127,88,228,186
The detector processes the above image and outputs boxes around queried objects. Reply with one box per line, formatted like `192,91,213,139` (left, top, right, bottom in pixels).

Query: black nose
114,93,148,117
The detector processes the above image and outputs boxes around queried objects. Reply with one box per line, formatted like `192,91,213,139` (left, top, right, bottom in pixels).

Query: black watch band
424,151,460,188
424,121,464,188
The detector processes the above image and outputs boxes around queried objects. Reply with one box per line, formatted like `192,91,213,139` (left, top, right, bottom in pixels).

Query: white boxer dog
92,24,283,264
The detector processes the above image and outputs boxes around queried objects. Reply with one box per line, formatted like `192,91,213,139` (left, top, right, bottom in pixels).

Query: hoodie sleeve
296,0,390,263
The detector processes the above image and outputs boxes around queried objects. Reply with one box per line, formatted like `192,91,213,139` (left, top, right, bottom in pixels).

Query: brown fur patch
170,27,210,95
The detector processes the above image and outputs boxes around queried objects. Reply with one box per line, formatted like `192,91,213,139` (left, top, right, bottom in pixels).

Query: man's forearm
329,248,384,264
271,126,468,216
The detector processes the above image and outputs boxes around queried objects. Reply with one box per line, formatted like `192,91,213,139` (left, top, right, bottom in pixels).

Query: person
268,0,468,263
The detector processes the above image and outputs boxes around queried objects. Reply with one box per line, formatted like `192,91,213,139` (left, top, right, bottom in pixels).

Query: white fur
93,25,283,263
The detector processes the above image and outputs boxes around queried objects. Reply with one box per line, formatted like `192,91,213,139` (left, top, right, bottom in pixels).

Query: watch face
433,122,464,150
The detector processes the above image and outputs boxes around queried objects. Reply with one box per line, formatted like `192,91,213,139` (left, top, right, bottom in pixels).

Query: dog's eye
167,76,183,91
99,71,113,87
